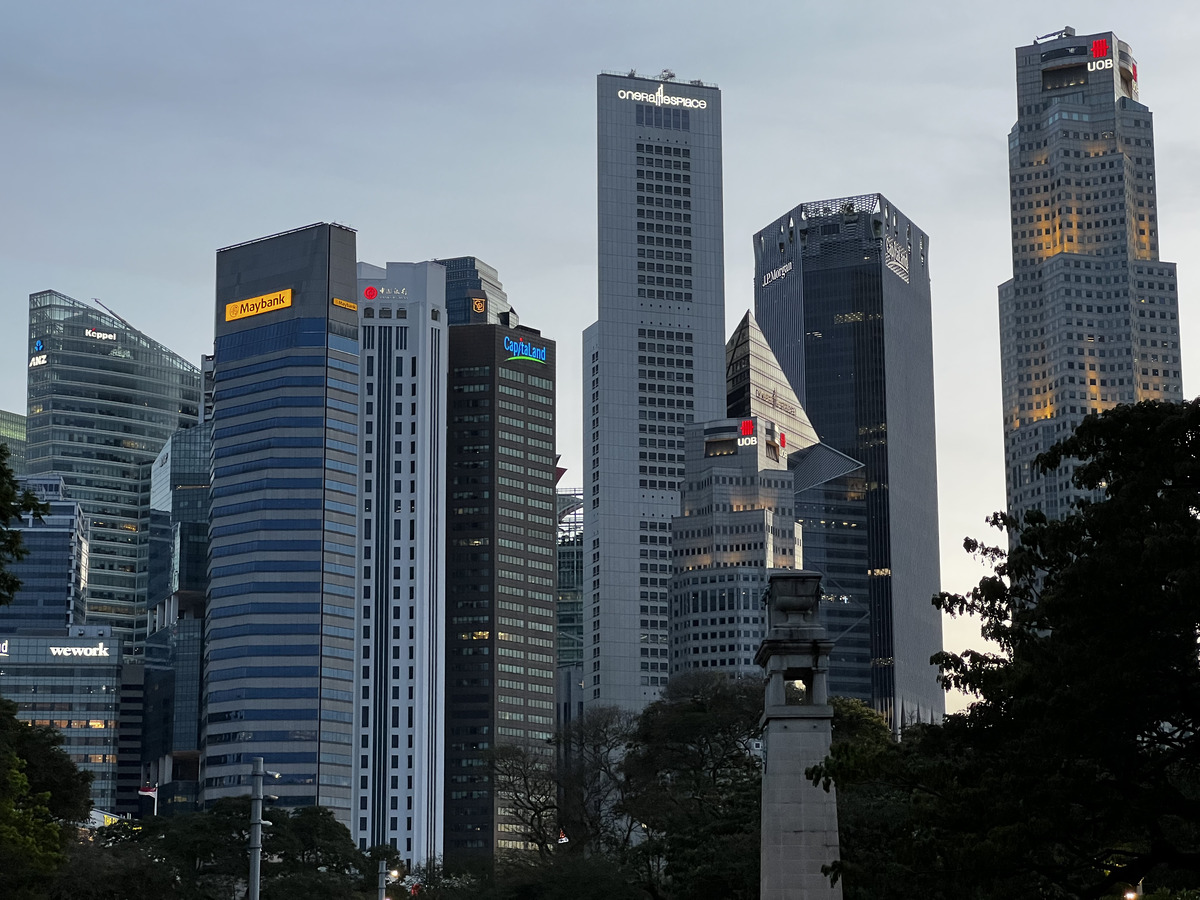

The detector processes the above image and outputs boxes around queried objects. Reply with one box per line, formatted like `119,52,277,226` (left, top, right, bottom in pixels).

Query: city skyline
3,3,1198,685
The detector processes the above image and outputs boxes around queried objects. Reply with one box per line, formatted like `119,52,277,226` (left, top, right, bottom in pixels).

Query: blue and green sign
504,335,547,364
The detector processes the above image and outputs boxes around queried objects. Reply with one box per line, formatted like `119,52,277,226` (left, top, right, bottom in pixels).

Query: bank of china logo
1091,38,1109,59
33,339,43,352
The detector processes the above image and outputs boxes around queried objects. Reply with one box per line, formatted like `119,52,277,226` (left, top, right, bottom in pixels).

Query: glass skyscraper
754,194,944,727
584,71,726,710
1000,28,1181,521
444,320,557,860
25,291,200,646
0,410,27,476
204,223,360,823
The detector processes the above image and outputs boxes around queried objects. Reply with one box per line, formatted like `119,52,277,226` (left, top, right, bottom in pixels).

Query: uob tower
583,71,726,710
1000,28,1182,521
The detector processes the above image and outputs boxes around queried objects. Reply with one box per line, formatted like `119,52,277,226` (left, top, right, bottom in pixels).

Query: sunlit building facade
999,27,1181,520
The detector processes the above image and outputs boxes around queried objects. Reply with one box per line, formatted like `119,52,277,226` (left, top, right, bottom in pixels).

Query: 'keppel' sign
85,327,117,341
48,642,111,658
504,335,547,364
617,83,708,109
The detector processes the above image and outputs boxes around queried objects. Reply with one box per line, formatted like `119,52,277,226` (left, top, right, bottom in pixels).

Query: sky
3,1,1198,710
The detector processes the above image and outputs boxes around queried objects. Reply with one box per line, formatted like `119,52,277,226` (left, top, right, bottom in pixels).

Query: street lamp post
247,758,280,900
249,757,265,900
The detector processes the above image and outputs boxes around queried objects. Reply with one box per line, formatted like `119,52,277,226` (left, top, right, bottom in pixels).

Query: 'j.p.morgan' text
762,261,793,287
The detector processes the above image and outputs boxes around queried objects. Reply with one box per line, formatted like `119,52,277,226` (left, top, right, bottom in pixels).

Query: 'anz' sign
884,235,910,284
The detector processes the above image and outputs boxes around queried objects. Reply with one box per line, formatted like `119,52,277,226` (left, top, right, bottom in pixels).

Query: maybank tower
583,71,725,710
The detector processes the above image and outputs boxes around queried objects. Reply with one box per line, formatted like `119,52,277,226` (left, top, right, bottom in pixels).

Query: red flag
138,785,158,798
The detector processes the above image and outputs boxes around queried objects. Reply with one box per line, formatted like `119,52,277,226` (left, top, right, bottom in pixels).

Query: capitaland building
445,313,557,861
204,224,360,823
353,261,448,866
584,71,726,711
1000,27,1181,520
25,292,201,647
754,195,944,727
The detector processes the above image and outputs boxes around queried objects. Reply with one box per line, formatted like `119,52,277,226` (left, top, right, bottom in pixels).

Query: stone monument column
755,570,842,900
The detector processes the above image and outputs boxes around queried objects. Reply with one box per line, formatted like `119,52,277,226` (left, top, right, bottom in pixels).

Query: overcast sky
4,1,1197,707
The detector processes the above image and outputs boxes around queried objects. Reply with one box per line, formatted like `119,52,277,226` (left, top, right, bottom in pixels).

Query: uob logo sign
1088,38,1113,71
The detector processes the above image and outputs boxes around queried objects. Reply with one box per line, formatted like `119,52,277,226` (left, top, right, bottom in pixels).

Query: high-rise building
143,422,211,816
440,257,511,325
555,489,585,731
754,195,943,726
0,629,125,811
0,410,27,476
671,312,857,678
25,292,201,646
444,320,557,861
1000,28,1181,521
0,476,87,634
204,224,360,822
584,71,726,710
353,261,448,865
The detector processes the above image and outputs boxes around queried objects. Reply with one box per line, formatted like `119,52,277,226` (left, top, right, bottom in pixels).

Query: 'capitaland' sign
617,84,707,109
504,335,547,364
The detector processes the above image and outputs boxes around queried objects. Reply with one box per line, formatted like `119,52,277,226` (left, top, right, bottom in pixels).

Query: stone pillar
755,571,842,900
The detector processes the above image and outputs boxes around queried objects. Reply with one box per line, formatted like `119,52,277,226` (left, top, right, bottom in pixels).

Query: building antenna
1034,26,1075,43
92,299,137,333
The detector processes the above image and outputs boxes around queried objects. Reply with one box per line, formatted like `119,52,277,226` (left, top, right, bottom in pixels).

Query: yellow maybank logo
225,289,293,322
332,297,357,311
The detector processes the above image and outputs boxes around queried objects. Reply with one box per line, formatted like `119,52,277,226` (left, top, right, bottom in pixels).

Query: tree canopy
814,399,1200,899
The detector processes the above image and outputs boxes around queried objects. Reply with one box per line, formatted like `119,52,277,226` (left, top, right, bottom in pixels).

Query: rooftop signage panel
616,83,707,109
224,288,292,323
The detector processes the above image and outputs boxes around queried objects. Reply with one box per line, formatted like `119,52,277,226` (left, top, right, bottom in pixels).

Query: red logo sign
1132,62,1138,82
363,286,378,300
740,420,754,436
779,432,786,449
1091,38,1109,59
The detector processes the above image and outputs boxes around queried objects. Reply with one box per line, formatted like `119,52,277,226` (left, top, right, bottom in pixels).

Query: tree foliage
814,399,1200,900
0,442,47,605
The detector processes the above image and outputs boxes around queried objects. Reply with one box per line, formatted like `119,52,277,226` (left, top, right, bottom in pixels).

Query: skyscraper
0,410,27,476
205,224,359,822
584,71,726,710
25,291,200,646
353,261,448,865
671,312,857,678
754,194,943,726
444,320,557,860
1000,28,1181,521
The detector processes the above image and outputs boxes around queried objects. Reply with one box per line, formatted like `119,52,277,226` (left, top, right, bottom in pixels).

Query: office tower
445,321,557,861
1000,28,1181,521
671,312,856,677
353,262,448,864
584,71,726,710
205,224,360,822
143,422,211,816
555,489,585,730
25,292,201,646
0,410,27,475
0,628,124,811
754,195,944,726
440,257,511,325
0,476,87,634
